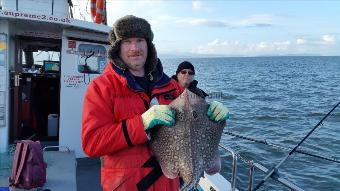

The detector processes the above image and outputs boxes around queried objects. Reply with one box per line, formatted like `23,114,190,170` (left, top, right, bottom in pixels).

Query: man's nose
130,42,140,50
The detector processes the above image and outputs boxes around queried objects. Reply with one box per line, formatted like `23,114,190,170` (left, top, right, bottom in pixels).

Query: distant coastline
159,53,340,59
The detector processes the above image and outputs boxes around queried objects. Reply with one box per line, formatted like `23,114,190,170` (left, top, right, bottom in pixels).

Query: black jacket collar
111,59,170,92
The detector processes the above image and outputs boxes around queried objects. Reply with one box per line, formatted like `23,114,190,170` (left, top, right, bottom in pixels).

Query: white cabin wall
1,0,68,17
0,20,9,152
59,36,94,158
52,0,69,17
59,32,109,158
59,36,85,158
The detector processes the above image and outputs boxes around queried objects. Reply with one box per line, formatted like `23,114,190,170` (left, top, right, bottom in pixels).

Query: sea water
162,56,340,191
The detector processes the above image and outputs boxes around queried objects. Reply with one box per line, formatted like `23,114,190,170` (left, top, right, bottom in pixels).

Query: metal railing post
248,161,255,191
219,144,237,191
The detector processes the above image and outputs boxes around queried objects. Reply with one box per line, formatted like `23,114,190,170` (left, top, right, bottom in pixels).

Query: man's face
177,69,195,88
119,37,148,73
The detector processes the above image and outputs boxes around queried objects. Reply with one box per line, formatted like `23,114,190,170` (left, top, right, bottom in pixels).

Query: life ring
90,0,104,24
90,0,96,21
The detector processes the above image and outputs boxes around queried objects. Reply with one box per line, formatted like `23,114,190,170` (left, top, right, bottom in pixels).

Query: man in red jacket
82,15,229,191
82,15,182,191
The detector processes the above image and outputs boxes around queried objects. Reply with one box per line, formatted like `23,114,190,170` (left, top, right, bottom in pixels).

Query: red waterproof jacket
82,61,183,191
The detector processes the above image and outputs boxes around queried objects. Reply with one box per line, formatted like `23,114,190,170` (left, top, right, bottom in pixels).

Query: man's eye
122,40,131,44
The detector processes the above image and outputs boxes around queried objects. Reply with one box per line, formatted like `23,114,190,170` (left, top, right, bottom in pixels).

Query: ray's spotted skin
150,89,226,190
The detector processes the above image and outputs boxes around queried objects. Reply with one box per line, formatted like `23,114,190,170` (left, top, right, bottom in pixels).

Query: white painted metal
0,9,110,34
59,37,109,158
0,21,9,153
199,172,236,191
1,0,68,17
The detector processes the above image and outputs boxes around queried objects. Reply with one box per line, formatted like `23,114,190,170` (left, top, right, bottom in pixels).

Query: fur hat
109,15,153,46
176,61,195,75
108,15,157,74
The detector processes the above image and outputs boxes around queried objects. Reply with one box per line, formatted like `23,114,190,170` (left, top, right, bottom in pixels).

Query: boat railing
249,162,304,191
218,144,237,191
218,143,304,191
43,146,71,152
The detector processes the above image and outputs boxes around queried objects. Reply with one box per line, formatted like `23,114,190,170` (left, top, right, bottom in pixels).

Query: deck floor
76,157,101,191
42,141,102,191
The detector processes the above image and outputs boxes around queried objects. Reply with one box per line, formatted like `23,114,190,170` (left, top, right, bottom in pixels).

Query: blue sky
74,0,340,57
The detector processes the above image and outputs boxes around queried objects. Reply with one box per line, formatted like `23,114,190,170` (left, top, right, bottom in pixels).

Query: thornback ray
150,89,226,190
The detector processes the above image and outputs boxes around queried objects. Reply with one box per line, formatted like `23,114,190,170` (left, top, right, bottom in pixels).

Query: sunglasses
180,70,194,75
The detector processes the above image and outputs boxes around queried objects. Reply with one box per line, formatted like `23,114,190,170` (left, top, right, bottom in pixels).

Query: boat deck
0,150,101,191
1,149,229,191
76,157,101,191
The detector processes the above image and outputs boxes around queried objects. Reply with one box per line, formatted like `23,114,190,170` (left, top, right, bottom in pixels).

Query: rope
236,152,254,166
223,130,340,164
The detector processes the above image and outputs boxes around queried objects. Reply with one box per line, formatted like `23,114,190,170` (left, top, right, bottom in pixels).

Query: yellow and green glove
141,105,176,130
207,101,230,123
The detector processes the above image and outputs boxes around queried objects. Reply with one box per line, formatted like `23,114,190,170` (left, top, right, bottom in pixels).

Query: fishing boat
0,1,240,190
0,0,110,157
0,0,109,189
1,1,338,190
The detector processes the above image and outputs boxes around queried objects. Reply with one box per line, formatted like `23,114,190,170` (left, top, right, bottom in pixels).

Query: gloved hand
141,105,176,130
207,101,230,123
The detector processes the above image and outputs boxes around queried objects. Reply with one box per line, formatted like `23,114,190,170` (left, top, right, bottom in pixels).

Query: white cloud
246,41,291,53
192,1,203,10
176,18,228,27
321,35,336,45
192,0,213,12
172,15,273,28
190,36,340,56
191,39,245,55
191,39,295,56
232,14,274,28
294,35,337,46
296,38,306,45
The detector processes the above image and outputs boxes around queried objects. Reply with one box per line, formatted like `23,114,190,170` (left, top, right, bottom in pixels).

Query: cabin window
77,44,106,74
22,50,60,73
